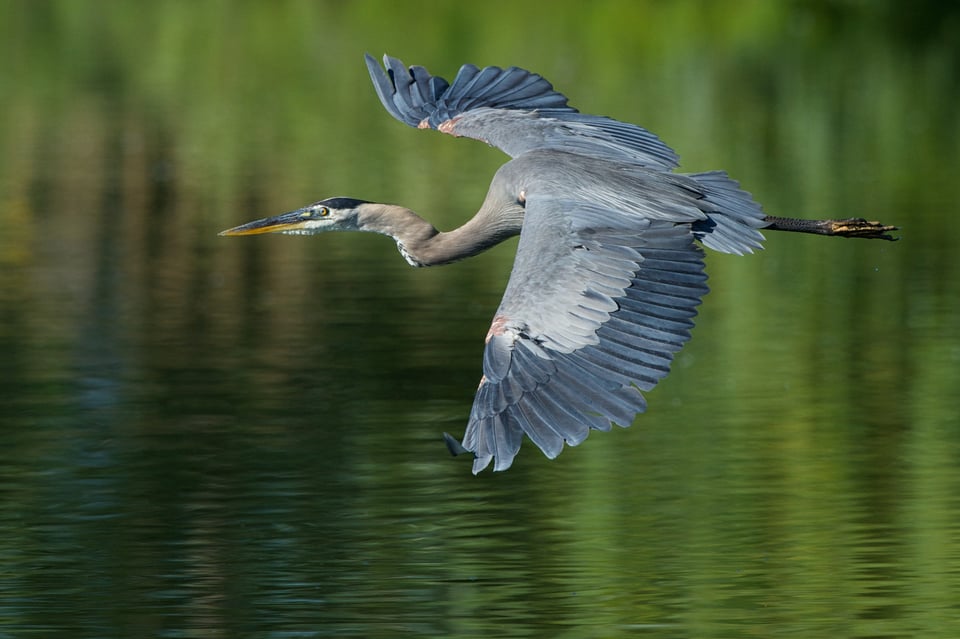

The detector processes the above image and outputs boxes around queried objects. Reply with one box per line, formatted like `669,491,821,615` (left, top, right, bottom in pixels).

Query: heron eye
318,207,330,217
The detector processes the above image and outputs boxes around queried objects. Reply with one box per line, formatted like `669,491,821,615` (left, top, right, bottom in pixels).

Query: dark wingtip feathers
443,432,469,457
364,52,574,130
364,53,680,169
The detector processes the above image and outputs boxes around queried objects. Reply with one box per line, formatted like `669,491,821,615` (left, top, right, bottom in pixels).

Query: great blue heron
221,54,897,474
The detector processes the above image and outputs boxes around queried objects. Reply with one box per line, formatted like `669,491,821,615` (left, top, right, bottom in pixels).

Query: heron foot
763,215,899,241
827,218,900,241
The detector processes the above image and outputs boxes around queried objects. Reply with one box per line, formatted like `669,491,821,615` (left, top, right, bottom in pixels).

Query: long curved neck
359,202,523,267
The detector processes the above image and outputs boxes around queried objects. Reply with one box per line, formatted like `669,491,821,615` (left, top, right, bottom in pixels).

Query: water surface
1,3,958,637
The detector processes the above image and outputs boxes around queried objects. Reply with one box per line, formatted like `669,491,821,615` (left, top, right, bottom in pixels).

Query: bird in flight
221,54,897,474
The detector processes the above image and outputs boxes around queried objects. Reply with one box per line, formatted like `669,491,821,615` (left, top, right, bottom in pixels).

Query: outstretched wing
460,196,709,473
365,53,679,170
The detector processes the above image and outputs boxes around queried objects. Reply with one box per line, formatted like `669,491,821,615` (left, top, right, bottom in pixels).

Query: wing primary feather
620,299,696,330
455,66,508,109
383,56,420,120
542,389,613,432
428,76,450,99
639,257,707,275
442,63,482,102
365,54,411,125
576,347,666,387
497,374,524,409
511,341,556,384
408,65,435,108
590,333,675,371
620,286,703,311
601,318,687,352
524,391,592,445
493,73,561,106
618,296,700,324
470,379,503,419
629,277,709,299
513,401,565,459
470,67,529,102
492,413,523,471
551,356,643,424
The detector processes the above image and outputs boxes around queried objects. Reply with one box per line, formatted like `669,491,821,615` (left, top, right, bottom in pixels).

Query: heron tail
687,171,768,255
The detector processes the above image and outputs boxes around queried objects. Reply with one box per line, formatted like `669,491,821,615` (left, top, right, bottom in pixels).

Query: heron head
219,197,370,236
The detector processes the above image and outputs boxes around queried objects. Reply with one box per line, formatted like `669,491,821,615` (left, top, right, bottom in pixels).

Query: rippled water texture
2,3,958,637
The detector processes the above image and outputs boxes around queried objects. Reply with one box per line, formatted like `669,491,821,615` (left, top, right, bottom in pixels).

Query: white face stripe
276,220,319,235
280,215,357,235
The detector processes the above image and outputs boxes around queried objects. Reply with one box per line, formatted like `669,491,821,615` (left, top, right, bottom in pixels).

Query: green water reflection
1,2,958,637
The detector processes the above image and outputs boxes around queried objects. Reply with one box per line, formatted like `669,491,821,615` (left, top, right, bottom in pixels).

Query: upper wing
365,53,679,170
460,196,709,473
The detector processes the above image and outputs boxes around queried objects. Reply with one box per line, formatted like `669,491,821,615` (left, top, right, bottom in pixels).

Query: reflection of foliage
0,0,957,353
0,2,957,430
795,0,960,52
0,5,958,634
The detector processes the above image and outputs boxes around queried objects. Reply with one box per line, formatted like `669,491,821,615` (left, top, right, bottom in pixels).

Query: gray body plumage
221,54,895,474
367,54,767,473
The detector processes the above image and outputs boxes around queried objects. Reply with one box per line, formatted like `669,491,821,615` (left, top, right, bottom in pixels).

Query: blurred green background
1,1,958,637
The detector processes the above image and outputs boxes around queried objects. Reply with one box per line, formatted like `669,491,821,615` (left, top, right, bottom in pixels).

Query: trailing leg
762,216,898,241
